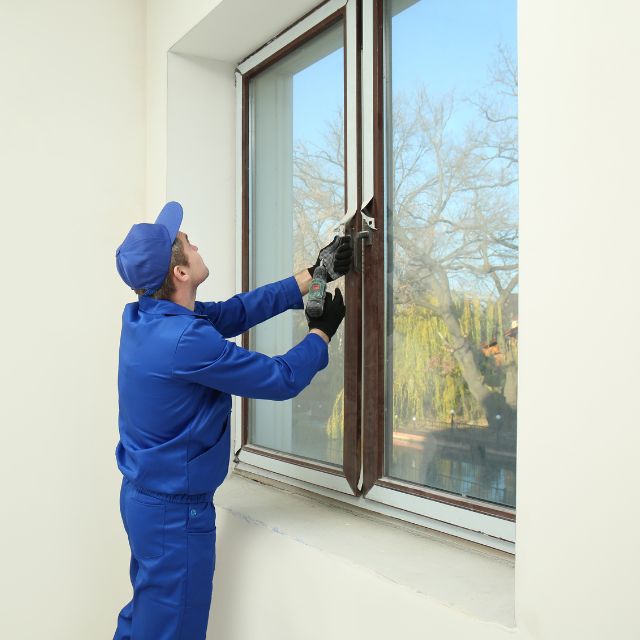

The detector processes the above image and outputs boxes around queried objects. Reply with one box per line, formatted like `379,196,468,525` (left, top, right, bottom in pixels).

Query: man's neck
170,287,197,311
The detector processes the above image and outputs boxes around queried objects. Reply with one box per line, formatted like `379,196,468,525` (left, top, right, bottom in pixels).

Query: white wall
0,1,145,638
212,494,515,640
145,0,225,218
516,1,640,637
166,53,236,303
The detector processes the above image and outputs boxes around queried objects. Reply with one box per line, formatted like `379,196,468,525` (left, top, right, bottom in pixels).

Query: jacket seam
172,319,230,381
171,317,197,379
172,317,196,494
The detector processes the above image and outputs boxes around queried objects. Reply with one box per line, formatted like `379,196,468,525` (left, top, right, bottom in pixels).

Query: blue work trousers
114,477,216,639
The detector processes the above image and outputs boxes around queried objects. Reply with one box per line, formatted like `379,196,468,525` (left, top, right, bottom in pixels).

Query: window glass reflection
385,0,518,507
249,22,345,466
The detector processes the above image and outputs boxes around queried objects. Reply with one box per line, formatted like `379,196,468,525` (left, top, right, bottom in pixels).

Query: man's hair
134,236,189,300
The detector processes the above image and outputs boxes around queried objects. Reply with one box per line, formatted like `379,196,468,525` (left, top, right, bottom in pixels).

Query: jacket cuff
281,275,304,310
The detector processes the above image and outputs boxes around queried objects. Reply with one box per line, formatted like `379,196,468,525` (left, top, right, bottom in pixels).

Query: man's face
178,231,209,288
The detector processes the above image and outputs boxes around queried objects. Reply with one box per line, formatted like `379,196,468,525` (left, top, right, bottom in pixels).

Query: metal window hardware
353,228,373,273
361,198,376,231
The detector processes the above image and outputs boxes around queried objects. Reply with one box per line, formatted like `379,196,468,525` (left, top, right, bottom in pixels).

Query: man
113,202,351,639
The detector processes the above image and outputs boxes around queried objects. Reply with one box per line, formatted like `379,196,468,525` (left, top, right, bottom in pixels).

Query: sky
292,0,517,146
286,0,519,301
391,0,517,99
292,26,343,148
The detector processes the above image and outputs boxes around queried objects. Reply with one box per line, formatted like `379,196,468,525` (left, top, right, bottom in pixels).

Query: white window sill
215,470,515,628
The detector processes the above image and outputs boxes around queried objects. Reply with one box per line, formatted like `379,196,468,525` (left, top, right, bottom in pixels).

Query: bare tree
293,47,519,434
292,114,345,273
392,52,518,432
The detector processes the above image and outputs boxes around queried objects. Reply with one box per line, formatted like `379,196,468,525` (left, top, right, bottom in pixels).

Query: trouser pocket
126,495,166,560
186,530,216,606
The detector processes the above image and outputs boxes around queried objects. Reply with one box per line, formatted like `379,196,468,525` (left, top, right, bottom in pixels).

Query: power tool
306,234,352,318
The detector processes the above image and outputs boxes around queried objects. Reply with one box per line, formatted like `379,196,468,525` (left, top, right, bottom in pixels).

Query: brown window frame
361,0,515,523
239,2,363,495
236,0,516,539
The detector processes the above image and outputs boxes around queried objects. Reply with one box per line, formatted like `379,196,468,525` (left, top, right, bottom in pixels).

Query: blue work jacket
116,276,328,495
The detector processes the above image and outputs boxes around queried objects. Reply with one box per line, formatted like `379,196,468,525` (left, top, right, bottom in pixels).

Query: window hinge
361,197,376,230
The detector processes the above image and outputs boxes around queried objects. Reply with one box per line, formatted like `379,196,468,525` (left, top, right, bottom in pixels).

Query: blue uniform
114,276,328,639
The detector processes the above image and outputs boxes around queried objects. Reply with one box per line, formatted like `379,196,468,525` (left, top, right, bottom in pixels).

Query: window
249,20,346,467
236,0,517,548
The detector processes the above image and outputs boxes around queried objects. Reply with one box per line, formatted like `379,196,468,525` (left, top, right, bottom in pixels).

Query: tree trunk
429,270,516,434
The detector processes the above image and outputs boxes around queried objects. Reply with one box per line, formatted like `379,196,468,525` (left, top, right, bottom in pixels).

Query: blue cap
115,201,184,296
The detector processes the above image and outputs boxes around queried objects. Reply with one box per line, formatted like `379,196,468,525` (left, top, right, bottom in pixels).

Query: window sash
236,0,362,497
360,0,516,536
363,0,515,528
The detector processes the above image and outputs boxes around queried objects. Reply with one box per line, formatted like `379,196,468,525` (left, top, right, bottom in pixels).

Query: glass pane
384,0,518,507
249,21,345,466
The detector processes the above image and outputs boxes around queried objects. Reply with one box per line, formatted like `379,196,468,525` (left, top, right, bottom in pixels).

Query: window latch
352,198,375,273
353,228,373,273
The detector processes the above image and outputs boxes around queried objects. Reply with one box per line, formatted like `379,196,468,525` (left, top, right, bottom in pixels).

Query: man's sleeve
195,276,303,339
172,317,328,400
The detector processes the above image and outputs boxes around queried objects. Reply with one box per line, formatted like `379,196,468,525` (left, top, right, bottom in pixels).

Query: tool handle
305,266,328,318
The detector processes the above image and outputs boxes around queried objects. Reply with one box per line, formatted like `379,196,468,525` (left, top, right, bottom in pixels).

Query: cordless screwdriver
306,235,352,318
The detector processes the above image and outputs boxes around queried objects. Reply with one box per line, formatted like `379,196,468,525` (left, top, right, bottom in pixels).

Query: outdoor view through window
385,0,518,507
249,21,345,466
248,0,518,510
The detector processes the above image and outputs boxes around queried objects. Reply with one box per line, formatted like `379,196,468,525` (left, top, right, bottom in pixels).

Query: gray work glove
308,236,353,282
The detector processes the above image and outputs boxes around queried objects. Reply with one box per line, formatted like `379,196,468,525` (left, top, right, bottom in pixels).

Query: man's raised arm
197,236,352,338
195,274,307,339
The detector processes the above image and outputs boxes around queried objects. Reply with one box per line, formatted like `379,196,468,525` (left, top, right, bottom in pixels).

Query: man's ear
173,263,189,283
